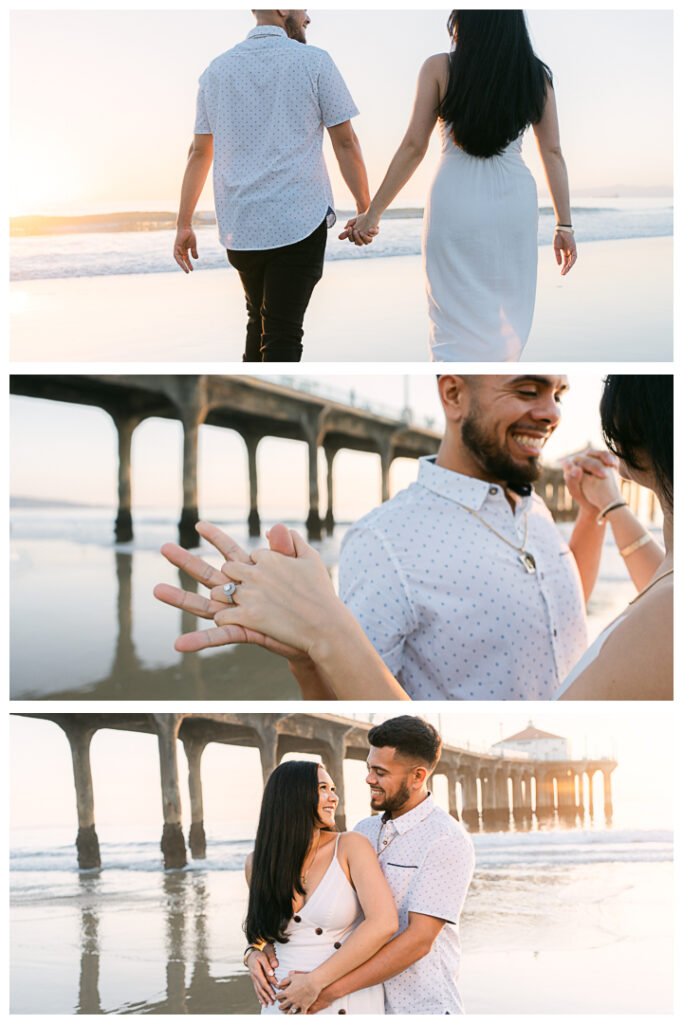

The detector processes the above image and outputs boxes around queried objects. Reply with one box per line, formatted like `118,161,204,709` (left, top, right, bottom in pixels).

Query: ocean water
10,824,674,1014
10,506,657,699
10,198,672,282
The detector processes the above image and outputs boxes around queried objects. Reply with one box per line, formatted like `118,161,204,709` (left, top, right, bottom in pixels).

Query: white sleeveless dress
261,836,385,1015
423,121,539,361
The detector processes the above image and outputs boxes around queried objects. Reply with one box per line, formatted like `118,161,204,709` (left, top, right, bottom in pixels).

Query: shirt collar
417,456,533,510
246,25,288,41
382,792,434,833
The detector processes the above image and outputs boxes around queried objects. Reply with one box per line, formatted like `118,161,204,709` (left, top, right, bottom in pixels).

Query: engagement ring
222,581,238,604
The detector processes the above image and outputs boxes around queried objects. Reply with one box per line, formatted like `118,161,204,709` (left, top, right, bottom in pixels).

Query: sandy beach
10,826,673,1015
10,236,671,363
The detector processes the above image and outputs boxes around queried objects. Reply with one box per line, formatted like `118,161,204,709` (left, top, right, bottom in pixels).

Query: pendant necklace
454,501,537,574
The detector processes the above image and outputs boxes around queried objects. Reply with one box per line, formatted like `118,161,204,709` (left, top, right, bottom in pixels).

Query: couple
154,375,672,700
174,9,575,362
243,716,474,1015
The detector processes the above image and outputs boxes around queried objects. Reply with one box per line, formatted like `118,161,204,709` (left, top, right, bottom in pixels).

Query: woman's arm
532,83,576,274
342,54,446,243
559,581,673,699
212,529,411,700
276,834,398,1013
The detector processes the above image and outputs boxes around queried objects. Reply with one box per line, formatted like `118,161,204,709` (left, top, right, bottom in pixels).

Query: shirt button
553,629,558,637
293,916,301,923
489,486,498,495
338,1010,346,1015
315,927,323,935
334,941,342,949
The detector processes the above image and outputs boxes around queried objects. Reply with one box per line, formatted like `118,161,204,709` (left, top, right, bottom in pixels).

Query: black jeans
227,219,327,362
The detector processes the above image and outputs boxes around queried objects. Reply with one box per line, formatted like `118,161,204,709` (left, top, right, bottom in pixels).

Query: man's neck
387,789,429,820
254,15,284,29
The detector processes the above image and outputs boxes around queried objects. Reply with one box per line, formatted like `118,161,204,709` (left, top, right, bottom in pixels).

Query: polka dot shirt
355,795,475,1014
339,456,588,700
194,26,359,250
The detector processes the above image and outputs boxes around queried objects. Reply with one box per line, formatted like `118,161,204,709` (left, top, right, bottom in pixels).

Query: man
248,716,475,1015
173,10,371,362
338,375,613,700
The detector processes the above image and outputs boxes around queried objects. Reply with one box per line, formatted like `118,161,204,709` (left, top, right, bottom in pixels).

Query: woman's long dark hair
245,760,328,945
600,375,673,509
439,10,552,158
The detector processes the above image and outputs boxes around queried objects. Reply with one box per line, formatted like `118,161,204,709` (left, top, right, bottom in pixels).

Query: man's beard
461,406,543,486
371,778,411,816
284,15,307,43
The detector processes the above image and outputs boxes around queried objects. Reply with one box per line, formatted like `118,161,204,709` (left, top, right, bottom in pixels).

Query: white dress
423,121,539,361
261,836,385,1015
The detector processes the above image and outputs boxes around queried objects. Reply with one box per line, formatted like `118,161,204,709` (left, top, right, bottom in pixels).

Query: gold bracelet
597,500,627,523
619,533,653,558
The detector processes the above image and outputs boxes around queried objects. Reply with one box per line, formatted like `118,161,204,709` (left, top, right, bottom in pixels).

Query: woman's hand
212,530,348,658
554,228,577,275
276,971,322,1014
563,449,621,514
339,211,380,246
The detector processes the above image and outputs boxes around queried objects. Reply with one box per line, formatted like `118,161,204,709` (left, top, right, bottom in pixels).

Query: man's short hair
367,716,442,772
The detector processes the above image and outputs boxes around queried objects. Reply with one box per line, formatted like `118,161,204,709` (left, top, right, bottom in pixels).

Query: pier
9,375,440,546
18,713,616,869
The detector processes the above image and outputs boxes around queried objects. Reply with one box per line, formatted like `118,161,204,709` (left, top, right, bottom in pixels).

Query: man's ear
438,375,470,425
413,766,429,789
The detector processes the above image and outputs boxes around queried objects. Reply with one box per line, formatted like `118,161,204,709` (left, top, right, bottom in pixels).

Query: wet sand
10,849,673,1014
10,237,672,363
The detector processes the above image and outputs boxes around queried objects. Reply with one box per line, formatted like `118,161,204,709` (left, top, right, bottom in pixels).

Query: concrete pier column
493,771,510,824
511,772,525,820
576,774,585,814
305,436,322,540
322,745,347,832
64,722,101,869
244,434,261,537
178,385,208,548
153,715,187,869
522,773,533,812
446,771,460,821
182,735,208,859
111,411,143,543
588,772,595,817
323,445,338,534
603,769,614,819
461,771,479,828
259,724,279,786
557,770,576,813
535,772,554,814
378,440,393,504
480,773,497,824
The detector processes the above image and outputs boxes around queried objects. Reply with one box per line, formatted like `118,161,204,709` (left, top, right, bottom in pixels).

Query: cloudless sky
10,374,605,515
10,709,674,833
9,10,672,214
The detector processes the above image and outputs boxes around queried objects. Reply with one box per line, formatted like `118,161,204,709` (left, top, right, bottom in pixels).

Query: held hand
554,228,577,275
212,529,342,657
246,946,280,1007
307,988,335,1015
562,449,621,515
174,227,199,273
153,522,307,659
276,971,322,1014
339,212,380,246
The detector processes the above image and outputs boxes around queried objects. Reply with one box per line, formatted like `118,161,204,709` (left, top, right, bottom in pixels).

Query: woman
244,760,397,1014
343,10,576,360
553,375,672,698
153,379,672,701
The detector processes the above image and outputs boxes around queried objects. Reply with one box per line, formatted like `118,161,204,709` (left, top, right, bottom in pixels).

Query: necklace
301,830,321,887
628,568,673,605
455,500,537,574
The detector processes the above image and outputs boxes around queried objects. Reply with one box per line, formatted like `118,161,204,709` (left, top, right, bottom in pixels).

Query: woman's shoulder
422,52,450,77
337,830,375,855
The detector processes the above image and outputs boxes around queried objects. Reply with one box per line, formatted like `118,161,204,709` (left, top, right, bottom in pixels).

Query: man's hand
339,211,379,246
246,946,280,1008
174,227,199,273
307,988,336,1014
562,448,620,516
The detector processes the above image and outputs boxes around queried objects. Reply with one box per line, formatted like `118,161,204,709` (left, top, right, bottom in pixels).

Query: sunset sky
10,709,674,833
10,374,606,516
10,9,672,216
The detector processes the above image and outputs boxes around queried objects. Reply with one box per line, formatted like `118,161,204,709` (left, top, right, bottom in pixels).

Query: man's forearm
569,510,606,602
320,926,429,1002
333,134,371,212
177,146,213,229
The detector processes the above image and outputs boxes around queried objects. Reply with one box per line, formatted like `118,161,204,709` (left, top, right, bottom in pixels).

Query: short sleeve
407,831,474,925
339,525,416,677
194,80,212,134
316,50,359,127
